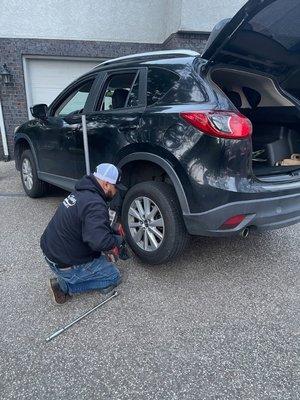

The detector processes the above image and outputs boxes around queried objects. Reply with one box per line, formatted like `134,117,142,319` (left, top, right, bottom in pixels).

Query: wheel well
121,160,173,188
14,139,30,170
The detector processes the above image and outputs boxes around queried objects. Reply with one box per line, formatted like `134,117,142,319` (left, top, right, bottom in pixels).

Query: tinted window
98,72,138,111
246,0,300,52
127,74,140,107
147,68,179,106
56,79,94,116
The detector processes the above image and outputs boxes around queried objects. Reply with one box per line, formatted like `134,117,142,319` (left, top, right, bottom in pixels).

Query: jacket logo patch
63,194,77,208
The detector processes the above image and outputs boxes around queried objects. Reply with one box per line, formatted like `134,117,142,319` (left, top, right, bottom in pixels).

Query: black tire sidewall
122,182,185,264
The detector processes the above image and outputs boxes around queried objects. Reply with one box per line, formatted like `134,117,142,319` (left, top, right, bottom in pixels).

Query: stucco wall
1,0,247,43
180,0,247,32
1,0,174,43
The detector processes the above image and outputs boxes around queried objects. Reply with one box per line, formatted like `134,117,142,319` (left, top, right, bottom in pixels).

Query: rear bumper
183,192,300,236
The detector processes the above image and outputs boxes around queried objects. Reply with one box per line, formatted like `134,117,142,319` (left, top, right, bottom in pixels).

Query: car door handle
65,125,82,136
71,124,82,132
64,125,82,139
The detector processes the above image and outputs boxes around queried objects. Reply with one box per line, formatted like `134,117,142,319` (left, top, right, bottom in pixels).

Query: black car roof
91,50,200,72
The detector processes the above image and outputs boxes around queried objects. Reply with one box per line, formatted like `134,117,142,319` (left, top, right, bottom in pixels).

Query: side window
127,74,139,107
97,72,138,111
147,68,179,106
55,79,94,116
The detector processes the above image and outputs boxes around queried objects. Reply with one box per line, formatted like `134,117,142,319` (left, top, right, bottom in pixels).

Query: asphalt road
0,161,299,400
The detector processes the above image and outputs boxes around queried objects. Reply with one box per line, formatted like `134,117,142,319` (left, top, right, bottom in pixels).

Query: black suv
15,0,300,264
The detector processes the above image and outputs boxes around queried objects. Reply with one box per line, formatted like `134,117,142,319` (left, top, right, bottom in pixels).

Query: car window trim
90,67,147,115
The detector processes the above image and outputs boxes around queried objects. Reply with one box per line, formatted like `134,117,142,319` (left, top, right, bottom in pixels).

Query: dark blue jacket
40,175,121,267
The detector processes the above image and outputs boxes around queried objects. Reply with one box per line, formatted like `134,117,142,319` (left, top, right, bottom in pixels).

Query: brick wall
0,33,208,160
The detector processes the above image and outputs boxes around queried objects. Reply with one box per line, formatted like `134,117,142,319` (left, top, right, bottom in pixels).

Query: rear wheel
122,181,188,264
20,149,47,198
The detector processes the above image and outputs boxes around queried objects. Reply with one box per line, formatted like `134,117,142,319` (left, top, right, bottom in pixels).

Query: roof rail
96,50,200,67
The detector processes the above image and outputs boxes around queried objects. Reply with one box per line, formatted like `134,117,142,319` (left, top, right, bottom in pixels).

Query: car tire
122,181,189,264
20,149,47,198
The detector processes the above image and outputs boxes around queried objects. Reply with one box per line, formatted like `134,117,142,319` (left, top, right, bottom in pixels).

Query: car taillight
180,110,252,139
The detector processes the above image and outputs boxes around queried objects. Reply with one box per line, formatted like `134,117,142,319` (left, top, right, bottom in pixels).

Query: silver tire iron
46,291,118,342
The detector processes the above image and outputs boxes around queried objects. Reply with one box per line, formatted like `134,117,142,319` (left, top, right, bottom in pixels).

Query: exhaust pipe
240,227,250,238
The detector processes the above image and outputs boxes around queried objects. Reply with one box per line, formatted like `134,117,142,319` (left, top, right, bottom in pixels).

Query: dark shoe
49,278,70,304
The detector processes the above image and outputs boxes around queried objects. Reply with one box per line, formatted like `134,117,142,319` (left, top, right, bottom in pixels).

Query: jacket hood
75,175,107,200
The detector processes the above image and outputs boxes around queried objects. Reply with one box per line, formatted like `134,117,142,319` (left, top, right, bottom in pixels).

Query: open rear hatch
202,0,300,181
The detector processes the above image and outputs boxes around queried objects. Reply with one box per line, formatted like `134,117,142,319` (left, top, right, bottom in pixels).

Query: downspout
0,98,10,161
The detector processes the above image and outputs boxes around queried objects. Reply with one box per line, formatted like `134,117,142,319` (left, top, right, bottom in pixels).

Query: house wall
0,0,247,43
180,0,247,32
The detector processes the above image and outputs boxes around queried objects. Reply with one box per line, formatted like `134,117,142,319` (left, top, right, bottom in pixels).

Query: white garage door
24,57,101,116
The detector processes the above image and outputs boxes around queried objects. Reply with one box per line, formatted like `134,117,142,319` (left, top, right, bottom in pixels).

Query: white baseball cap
93,163,127,190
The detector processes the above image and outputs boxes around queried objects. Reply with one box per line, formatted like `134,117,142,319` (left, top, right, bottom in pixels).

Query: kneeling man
40,163,126,304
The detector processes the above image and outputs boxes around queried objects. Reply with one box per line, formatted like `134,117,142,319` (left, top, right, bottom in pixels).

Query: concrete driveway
0,161,298,400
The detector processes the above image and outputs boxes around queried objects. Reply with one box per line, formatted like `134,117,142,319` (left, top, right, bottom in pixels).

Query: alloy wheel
128,196,165,252
22,158,34,191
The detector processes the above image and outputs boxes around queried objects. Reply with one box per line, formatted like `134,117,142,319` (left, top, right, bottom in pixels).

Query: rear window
246,0,300,52
147,68,179,106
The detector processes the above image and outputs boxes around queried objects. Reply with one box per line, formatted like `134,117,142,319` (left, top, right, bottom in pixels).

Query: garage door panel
25,58,100,110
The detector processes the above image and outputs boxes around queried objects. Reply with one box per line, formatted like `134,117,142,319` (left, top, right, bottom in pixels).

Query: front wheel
20,149,47,198
122,181,188,264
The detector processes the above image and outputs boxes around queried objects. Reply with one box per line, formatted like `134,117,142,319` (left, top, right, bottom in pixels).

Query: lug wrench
46,291,118,342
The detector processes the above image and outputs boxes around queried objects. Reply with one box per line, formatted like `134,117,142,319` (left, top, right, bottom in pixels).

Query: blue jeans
45,256,120,295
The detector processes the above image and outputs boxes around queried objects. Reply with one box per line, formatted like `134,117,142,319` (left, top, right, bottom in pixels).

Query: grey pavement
0,161,299,400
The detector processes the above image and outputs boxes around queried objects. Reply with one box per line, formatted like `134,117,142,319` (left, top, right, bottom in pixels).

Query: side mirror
30,103,48,119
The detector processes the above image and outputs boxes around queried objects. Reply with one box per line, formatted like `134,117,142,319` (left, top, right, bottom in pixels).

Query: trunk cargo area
210,68,300,180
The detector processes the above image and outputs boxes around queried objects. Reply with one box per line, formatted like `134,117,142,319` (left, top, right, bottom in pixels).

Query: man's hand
111,222,125,237
106,246,120,263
